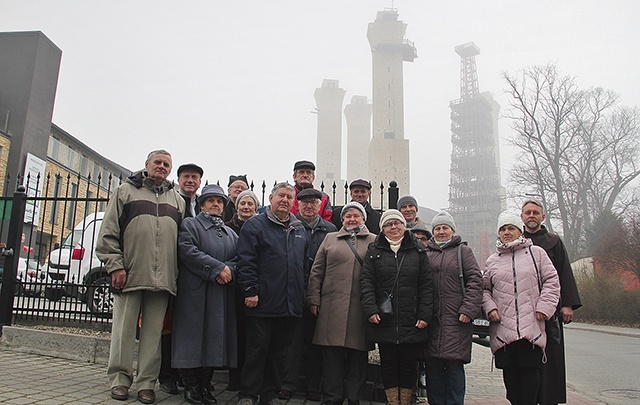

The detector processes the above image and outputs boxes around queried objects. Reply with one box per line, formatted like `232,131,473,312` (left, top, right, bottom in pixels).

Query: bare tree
503,64,640,258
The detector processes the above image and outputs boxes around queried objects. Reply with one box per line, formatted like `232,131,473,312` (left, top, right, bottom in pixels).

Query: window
49,175,61,224
66,183,78,229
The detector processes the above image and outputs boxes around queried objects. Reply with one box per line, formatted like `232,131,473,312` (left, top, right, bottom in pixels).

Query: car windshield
60,229,84,249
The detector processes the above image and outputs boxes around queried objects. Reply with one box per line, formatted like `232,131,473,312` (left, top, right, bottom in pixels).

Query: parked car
0,258,45,296
472,312,489,339
16,258,45,296
44,212,111,314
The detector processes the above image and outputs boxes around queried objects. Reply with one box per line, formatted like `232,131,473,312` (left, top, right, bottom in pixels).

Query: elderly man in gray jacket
97,149,184,404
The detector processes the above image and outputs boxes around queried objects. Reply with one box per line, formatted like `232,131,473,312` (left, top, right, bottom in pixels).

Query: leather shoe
202,386,217,404
137,389,156,404
277,389,292,400
306,392,322,402
110,386,129,400
160,381,179,395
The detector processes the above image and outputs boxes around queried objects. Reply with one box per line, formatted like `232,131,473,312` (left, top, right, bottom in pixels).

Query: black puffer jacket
360,231,433,344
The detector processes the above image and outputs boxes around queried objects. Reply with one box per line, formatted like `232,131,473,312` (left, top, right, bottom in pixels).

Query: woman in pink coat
483,212,560,405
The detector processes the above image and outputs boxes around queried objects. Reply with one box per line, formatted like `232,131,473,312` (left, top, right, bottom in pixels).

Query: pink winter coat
482,238,560,354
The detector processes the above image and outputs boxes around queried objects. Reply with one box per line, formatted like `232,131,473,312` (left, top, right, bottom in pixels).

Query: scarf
436,239,452,248
201,211,225,229
496,235,527,250
386,235,404,253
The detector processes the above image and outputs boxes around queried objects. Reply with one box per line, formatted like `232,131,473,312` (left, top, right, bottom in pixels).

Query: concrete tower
344,95,371,186
448,42,505,264
314,79,346,189
367,9,416,195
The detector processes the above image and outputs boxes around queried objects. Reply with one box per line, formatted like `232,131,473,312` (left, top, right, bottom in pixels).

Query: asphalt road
565,326,640,404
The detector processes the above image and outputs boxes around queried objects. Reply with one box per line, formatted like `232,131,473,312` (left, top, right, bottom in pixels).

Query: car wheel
86,276,113,315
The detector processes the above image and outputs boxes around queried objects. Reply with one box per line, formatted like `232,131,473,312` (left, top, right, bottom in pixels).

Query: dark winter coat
525,226,582,404
296,214,337,285
360,231,433,344
307,226,376,351
237,207,308,317
425,235,483,363
172,213,238,368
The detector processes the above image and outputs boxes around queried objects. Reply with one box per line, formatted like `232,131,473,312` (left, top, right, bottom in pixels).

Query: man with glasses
290,160,333,221
223,174,250,221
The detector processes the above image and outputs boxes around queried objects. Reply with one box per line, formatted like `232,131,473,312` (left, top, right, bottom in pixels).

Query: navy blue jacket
237,207,308,317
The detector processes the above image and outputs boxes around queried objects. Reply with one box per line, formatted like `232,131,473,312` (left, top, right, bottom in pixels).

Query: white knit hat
380,209,406,229
497,211,523,234
341,201,367,221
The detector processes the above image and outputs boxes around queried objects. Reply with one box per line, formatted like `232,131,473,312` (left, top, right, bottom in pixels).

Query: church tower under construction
448,42,505,264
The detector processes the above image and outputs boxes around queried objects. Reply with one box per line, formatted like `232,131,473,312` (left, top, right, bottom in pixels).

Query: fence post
0,186,27,328
388,181,399,210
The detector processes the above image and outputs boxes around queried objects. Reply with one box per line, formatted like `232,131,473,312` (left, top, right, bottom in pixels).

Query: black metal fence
0,173,399,328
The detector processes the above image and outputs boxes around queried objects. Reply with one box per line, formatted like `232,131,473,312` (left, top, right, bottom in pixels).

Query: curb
0,325,112,364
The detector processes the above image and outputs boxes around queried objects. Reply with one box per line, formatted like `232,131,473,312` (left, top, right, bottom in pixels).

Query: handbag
529,246,562,344
546,314,562,344
376,253,406,319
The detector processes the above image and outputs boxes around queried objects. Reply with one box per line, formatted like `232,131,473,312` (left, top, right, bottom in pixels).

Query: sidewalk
0,325,610,404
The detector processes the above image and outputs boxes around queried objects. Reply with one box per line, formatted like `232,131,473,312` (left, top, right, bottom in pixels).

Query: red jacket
291,185,332,221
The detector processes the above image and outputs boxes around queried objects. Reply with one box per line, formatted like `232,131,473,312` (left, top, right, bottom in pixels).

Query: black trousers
228,309,247,387
322,346,368,403
159,333,180,384
378,343,420,389
281,310,323,393
240,316,298,403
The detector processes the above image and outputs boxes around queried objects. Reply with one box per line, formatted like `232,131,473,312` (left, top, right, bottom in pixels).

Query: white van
44,212,111,314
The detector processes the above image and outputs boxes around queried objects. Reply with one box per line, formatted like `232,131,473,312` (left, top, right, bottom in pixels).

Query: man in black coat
279,188,337,401
158,162,204,395
521,198,582,405
332,178,381,234
177,163,203,218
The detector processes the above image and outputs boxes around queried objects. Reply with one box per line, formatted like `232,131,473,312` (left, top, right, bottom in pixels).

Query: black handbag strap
528,245,543,293
344,238,363,266
457,245,465,297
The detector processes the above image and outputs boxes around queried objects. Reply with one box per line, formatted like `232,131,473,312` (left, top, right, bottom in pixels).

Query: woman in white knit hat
307,201,376,405
423,210,483,405
483,211,561,405
360,209,433,405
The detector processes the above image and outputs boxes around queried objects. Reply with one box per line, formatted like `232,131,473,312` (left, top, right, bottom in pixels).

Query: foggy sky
3,0,639,211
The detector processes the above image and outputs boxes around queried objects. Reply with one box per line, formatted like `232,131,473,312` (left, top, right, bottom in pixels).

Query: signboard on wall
22,153,46,224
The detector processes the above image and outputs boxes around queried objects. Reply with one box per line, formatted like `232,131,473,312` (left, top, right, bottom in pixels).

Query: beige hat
380,209,406,229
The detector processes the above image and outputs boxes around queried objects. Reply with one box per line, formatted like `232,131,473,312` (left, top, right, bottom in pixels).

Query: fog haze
3,1,639,210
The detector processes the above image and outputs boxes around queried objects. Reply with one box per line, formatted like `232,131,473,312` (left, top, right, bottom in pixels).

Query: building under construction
448,42,505,264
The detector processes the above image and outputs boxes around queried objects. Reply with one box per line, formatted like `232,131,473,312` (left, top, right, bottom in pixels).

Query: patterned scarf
496,235,527,250
201,211,225,228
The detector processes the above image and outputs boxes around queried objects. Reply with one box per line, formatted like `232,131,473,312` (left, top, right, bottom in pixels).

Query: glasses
383,220,404,228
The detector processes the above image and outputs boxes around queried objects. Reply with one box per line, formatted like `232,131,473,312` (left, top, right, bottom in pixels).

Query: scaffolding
448,42,505,264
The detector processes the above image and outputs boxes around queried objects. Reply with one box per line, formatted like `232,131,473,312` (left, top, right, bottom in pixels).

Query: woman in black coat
360,210,433,405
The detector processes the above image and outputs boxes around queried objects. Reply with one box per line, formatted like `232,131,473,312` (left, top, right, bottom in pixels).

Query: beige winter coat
307,227,376,351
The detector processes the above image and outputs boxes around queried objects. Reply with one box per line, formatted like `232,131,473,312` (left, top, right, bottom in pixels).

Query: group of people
96,149,581,405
